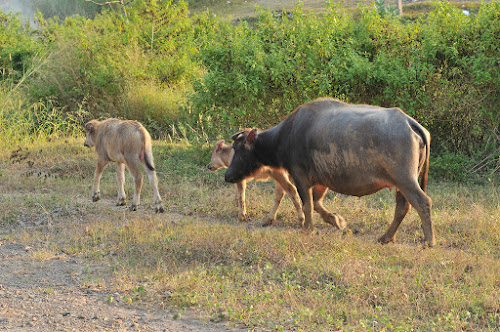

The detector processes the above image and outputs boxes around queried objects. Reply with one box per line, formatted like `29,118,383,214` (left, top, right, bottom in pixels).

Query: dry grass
1,137,499,330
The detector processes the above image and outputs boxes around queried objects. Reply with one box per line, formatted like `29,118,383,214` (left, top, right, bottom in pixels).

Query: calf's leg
235,180,247,222
144,167,164,213
126,159,143,211
116,162,126,206
262,183,285,226
92,158,109,202
270,172,305,227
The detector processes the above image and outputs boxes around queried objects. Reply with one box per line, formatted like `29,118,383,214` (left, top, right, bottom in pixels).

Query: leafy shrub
190,1,499,178
0,11,44,83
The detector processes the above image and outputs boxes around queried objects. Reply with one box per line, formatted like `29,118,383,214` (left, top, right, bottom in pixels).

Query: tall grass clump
3,1,201,139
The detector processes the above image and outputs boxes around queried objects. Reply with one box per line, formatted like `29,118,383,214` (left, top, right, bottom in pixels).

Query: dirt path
0,238,241,332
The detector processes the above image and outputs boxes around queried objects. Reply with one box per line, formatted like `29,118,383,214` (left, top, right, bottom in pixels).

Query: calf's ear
244,128,258,150
85,121,95,133
215,140,224,151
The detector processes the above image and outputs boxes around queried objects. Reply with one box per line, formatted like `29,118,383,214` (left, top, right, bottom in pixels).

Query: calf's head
225,129,261,183
83,120,98,148
207,140,232,171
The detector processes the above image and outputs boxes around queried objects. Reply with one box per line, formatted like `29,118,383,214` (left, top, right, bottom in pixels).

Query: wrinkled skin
84,118,164,213
225,98,433,247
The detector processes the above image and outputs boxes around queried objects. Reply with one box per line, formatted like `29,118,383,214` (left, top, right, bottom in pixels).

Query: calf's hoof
92,192,101,202
116,198,126,206
238,214,247,222
155,204,165,213
302,223,315,235
129,205,138,211
326,213,347,230
262,217,274,227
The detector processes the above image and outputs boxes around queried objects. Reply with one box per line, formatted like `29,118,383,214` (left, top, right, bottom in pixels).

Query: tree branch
83,0,136,6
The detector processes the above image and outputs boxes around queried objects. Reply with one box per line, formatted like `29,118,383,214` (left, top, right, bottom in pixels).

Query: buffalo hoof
92,192,101,202
378,234,395,245
238,214,247,223
129,205,138,211
297,217,305,228
155,205,165,213
116,198,126,206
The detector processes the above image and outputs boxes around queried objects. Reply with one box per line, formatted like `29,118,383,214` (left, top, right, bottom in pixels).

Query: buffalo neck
254,125,282,168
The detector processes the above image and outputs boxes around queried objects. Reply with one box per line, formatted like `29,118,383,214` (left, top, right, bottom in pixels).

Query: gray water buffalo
84,118,164,213
208,139,304,225
225,98,434,246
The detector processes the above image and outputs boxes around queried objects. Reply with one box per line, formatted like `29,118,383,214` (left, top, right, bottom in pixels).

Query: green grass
1,137,499,330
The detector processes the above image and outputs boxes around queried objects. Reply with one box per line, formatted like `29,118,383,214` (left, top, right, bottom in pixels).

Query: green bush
0,11,44,84
189,1,499,178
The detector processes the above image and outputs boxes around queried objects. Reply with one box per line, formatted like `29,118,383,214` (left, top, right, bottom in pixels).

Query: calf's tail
140,129,155,172
144,153,155,171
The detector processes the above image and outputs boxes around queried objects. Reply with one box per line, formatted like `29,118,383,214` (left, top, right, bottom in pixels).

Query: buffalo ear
244,128,258,150
231,130,246,141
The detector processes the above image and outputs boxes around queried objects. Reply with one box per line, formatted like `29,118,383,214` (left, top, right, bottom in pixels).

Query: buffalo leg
126,158,143,211
293,177,314,231
378,190,409,244
262,183,285,226
398,182,434,247
116,162,126,206
92,158,109,202
312,185,346,230
269,172,305,227
235,180,247,222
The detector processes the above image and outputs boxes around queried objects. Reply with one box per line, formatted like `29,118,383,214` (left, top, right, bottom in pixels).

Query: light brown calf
84,118,164,213
208,140,304,225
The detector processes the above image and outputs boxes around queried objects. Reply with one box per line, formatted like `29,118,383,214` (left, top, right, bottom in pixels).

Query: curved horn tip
231,130,246,141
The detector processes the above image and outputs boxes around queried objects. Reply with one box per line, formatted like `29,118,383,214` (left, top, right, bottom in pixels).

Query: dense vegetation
0,0,499,180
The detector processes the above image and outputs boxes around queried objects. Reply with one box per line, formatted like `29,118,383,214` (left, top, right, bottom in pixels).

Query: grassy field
1,136,499,330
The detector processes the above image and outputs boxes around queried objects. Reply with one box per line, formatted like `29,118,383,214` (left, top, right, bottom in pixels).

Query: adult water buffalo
225,98,434,247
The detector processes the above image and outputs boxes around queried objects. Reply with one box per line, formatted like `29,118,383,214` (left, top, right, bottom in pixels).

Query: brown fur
84,118,164,213
208,140,304,226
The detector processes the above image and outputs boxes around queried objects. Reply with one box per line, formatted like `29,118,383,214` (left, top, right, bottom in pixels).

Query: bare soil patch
0,231,242,331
